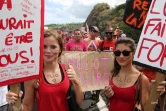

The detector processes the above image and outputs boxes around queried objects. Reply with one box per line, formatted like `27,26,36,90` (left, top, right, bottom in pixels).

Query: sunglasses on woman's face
114,50,132,56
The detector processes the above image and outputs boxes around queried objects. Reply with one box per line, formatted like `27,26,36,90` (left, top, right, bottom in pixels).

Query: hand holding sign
144,73,166,111
104,85,114,98
66,64,79,85
6,84,23,111
157,81,166,95
6,89,23,104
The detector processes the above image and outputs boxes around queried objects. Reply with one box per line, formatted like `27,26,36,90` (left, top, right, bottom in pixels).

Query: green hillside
46,3,142,43
45,23,83,32
84,3,141,43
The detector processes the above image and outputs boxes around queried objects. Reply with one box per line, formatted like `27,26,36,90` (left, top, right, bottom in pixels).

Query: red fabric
109,79,136,111
116,29,121,38
56,30,62,35
102,39,115,51
36,64,70,111
141,69,156,82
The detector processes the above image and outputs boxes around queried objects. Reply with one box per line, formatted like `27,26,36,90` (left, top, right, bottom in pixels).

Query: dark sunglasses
114,50,133,56
105,32,113,36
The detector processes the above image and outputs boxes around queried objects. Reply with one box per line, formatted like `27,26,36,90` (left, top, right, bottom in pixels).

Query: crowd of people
1,26,166,111
61,26,122,52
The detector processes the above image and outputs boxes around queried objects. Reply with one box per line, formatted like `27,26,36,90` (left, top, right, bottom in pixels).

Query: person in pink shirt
66,29,87,51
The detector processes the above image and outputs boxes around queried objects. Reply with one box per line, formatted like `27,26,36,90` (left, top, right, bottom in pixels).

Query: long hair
112,37,136,77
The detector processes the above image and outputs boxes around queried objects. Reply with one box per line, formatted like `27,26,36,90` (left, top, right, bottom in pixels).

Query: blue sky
45,0,126,25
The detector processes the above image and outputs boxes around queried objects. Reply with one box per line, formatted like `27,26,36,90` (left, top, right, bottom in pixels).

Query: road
81,90,109,111
81,90,165,111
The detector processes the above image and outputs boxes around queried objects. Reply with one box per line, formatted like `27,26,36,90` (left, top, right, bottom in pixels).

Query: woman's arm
66,65,84,106
72,81,84,106
141,74,150,108
159,93,166,111
157,80,166,111
22,80,35,111
104,73,114,99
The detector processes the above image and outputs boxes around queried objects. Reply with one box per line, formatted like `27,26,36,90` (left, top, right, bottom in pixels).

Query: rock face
83,3,111,32
83,3,126,35
83,3,141,43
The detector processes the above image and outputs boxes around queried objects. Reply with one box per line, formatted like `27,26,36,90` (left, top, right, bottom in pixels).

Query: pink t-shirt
65,40,87,51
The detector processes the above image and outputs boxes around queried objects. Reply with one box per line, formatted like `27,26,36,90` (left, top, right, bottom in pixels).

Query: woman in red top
104,37,166,111
6,31,84,111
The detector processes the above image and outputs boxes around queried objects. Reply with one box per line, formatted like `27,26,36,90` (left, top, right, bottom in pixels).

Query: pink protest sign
61,51,114,91
0,0,44,86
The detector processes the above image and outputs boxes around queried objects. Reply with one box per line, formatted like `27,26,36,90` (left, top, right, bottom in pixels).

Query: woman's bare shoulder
142,73,149,83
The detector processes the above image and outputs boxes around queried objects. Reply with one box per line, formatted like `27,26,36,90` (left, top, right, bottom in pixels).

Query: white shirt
87,40,98,51
0,86,8,106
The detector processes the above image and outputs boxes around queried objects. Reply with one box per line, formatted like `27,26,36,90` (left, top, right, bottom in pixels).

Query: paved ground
81,90,108,111
81,90,165,111
32,90,165,111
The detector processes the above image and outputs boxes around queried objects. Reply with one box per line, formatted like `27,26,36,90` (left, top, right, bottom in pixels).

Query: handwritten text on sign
123,0,152,30
0,0,43,85
61,51,114,91
134,0,166,73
